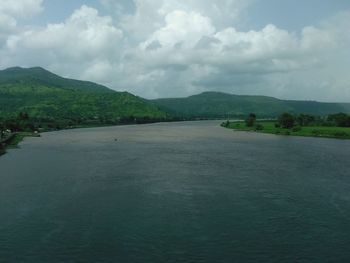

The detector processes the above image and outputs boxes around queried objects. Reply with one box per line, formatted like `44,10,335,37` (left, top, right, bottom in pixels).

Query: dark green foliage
312,130,321,136
327,113,350,127
278,113,295,129
245,113,256,127
0,144,4,155
333,131,349,138
0,121,4,138
221,120,230,127
0,122,4,154
255,124,264,131
152,92,350,118
292,126,302,132
296,114,315,126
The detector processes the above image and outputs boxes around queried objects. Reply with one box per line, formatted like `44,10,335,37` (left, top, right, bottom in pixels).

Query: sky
0,0,349,102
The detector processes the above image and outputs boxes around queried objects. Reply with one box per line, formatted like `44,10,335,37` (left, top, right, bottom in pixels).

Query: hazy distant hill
0,67,166,121
152,92,350,118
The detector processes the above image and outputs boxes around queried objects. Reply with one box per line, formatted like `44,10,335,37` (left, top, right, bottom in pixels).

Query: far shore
222,120,350,140
0,119,223,156
1,132,41,155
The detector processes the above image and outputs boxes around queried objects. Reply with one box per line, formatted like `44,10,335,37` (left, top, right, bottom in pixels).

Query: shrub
297,114,315,126
328,113,350,127
292,126,302,132
312,130,320,136
221,121,230,127
255,124,264,131
278,113,295,129
333,131,349,138
245,113,256,127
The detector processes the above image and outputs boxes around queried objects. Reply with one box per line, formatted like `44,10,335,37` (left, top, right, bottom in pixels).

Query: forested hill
0,67,113,93
1,67,350,129
0,67,166,128
152,92,350,118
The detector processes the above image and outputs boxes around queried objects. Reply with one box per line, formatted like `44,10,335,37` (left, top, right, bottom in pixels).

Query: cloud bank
0,0,349,101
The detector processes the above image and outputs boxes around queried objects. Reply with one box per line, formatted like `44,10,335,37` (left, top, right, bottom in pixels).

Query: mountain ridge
152,91,350,118
0,66,113,93
1,67,350,122
0,67,167,125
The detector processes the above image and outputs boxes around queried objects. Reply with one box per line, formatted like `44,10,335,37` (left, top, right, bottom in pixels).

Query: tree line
221,112,350,129
276,112,350,129
0,111,195,140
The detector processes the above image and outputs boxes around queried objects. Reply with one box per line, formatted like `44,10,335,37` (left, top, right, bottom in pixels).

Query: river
1,121,350,262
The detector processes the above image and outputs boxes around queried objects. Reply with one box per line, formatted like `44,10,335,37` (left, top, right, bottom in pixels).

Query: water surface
1,121,350,262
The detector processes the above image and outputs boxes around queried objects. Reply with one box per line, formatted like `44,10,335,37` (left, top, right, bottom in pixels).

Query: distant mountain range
152,92,350,118
0,67,349,124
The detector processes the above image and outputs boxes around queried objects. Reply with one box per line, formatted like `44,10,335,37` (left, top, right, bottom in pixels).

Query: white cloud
0,0,43,19
11,6,122,57
142,10,215,49
213,25,299,59
0,0,43,45
115,0,252,40
118,10,350,100
3,5,123,74
301,26,335,50
0,14,16,33
0,2,349,101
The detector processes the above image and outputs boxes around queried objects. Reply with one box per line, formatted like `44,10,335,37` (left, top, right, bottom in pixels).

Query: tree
245,113,256,127
5,119,21,132
18,112,29,120
297,114,315,126
0,143,4,154
278,113,295,129
0,122,4,139
327,113,350,127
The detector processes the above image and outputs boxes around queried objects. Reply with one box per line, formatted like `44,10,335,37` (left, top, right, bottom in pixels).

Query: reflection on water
1,121,350,262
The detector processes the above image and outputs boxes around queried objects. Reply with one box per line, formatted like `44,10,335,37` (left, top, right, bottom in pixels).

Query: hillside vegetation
1,67,350,131
0,67,167,129
0,67,113,93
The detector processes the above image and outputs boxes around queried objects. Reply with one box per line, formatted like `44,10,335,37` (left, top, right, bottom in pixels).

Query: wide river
1,121,350,262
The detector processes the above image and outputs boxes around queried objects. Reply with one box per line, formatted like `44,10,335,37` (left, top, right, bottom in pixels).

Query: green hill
0,67,113,93
152,92,350,118
0,67,166,127
1,67,349,129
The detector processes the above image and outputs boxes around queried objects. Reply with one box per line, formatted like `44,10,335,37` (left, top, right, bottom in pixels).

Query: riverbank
0,132,41,155
223,121,350,139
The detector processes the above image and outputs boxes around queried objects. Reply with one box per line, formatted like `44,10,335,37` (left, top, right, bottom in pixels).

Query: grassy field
224,121,350,139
